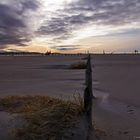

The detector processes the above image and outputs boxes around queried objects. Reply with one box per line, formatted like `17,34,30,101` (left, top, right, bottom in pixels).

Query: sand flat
0,55,85,98
0,55,86,139
0,54,140,140
92,54,140,140
92,54,140,107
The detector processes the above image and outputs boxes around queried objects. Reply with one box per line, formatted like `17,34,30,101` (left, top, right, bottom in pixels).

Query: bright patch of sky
0,0,140,53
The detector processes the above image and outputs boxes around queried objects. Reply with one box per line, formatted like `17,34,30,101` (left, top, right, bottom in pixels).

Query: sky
0,0,140,53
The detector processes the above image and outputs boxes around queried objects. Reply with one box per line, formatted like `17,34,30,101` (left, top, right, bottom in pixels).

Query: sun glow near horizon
0,0,140,53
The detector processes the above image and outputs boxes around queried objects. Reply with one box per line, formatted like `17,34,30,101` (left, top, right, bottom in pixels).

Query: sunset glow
0,0,140,53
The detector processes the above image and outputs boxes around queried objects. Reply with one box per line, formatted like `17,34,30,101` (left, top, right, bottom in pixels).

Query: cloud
0,0,40,49
37,18,69,37
0,0,140,51
105,28,140,37
21,0,39,11
37,0,140,46
52,45,81,51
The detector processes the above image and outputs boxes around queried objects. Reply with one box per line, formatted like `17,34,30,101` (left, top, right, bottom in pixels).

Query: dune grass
0,95,84,140
69,61,87,69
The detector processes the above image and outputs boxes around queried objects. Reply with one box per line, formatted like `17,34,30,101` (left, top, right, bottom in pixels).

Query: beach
0,55,85,98
92,54,140,140
0,54,140,140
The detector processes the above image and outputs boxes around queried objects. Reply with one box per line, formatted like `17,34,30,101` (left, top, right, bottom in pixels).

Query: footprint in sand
127,105,135,114
118,131,129,135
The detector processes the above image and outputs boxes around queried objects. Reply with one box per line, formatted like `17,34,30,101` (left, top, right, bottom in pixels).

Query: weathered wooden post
84,87,93,129
85,55,94,98
84,54,94,129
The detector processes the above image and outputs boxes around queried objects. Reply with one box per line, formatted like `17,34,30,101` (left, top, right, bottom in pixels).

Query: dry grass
69,61,87,69
0,95,84,140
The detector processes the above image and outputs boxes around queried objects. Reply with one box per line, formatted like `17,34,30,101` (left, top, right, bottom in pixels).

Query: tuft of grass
73,93,84,112
69,61,87,69
0,95,84,140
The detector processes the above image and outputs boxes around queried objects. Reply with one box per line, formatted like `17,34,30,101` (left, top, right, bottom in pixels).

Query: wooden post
84,87,92,129
84,54,94,129
85,55,94,98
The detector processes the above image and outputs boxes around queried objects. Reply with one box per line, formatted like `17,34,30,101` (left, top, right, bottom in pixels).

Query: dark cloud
52,45,81,50
0,4,25,28
0,33,28,47
1,0,140,51
17,0,40,15
38,0,140,44
0,0,39,49
21,0,39,11
67,0,140,26
37,19,69,35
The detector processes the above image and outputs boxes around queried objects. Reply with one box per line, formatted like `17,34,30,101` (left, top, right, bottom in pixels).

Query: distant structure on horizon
134,50,139,54
0,51,43,56
45,51,52,55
